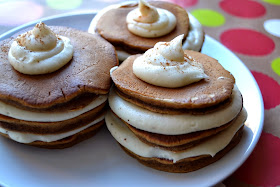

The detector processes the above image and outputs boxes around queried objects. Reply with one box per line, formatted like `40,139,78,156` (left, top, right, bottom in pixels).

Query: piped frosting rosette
133,35,208,88
8,22,73,75
126,0,177,38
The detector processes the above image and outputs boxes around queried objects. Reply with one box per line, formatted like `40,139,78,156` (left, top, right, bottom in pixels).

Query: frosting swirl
133,35,208,88
126,0,176,38
8,22,74,75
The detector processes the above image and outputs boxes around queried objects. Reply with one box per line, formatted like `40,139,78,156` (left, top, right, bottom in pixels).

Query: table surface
0,0,279,186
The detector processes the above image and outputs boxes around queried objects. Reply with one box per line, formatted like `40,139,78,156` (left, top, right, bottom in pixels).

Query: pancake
0,26,118,109
124,114,237,151
0,102,106,134
111,51,235,111
0,120,105,149
108,84,243,152
95,1,189,52
108,85,242,135
0,25,118,148
121,127,243,173
89,1,204,61
0,92,98,112
115,86,234,115
106,109,246,173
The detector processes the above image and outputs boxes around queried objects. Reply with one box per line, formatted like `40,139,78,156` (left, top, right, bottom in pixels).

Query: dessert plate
0,12,264,187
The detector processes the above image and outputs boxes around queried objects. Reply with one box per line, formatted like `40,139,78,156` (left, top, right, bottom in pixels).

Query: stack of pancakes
89,1,204,61
106,50,247,172
0,26,118,148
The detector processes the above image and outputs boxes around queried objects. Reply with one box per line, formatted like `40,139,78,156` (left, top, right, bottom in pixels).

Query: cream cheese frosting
133,35,208,88
126,0,176,38
106,108,247,163
182,14,204,51
109,85,242,135
8,22,73,75
0,95,107,122
0,115,104,143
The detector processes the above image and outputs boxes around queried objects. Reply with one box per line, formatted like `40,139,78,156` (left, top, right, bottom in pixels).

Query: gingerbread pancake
124,115,237,151
95,1,189,53
0,120,105,149
0,26,118,109
106,109,247,173
0,100,106,134
121,127,243,173
108,84,243,134
111,51,235,111
108,84,243,151
89,1,204,61
0,25,118,148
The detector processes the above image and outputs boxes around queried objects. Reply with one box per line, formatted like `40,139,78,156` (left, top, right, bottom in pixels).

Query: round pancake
0,103,106,134
120,126,243,173
115,88,234,115
111,50,235,110
0,120,105,149
0,26,118,109
0,93,98,112
124,112,239,151
95,1,189,53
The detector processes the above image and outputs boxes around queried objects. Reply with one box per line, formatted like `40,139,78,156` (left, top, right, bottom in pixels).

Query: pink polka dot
220,29,275,56
220,0,266,18
0,1,43,26
251,71,280,109
163,0,198,7
234,132,280,186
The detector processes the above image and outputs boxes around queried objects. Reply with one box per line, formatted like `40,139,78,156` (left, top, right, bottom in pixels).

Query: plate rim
203,35,264,184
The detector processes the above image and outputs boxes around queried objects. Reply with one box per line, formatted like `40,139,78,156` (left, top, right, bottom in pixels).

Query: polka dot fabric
220,0,266,18
191,9,225,27
0,0,279,186
220,29,275,56
233,132,280,186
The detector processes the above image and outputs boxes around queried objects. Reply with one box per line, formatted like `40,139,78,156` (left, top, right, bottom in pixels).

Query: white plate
0,12,264,187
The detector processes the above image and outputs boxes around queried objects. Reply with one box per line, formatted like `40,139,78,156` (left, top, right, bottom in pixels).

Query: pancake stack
0,26,118,148
106,49,247,172
89,1,204,61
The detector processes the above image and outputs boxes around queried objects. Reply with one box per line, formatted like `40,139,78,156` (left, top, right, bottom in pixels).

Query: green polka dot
47,0,82,10
272,57,280,76
191,9,225,27
263,0,280,5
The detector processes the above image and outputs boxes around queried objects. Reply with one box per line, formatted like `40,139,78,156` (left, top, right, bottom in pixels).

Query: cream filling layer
0,115,104,143
109,86,242,135
182,14,204,51
0,95,107,122
105,109,246,163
